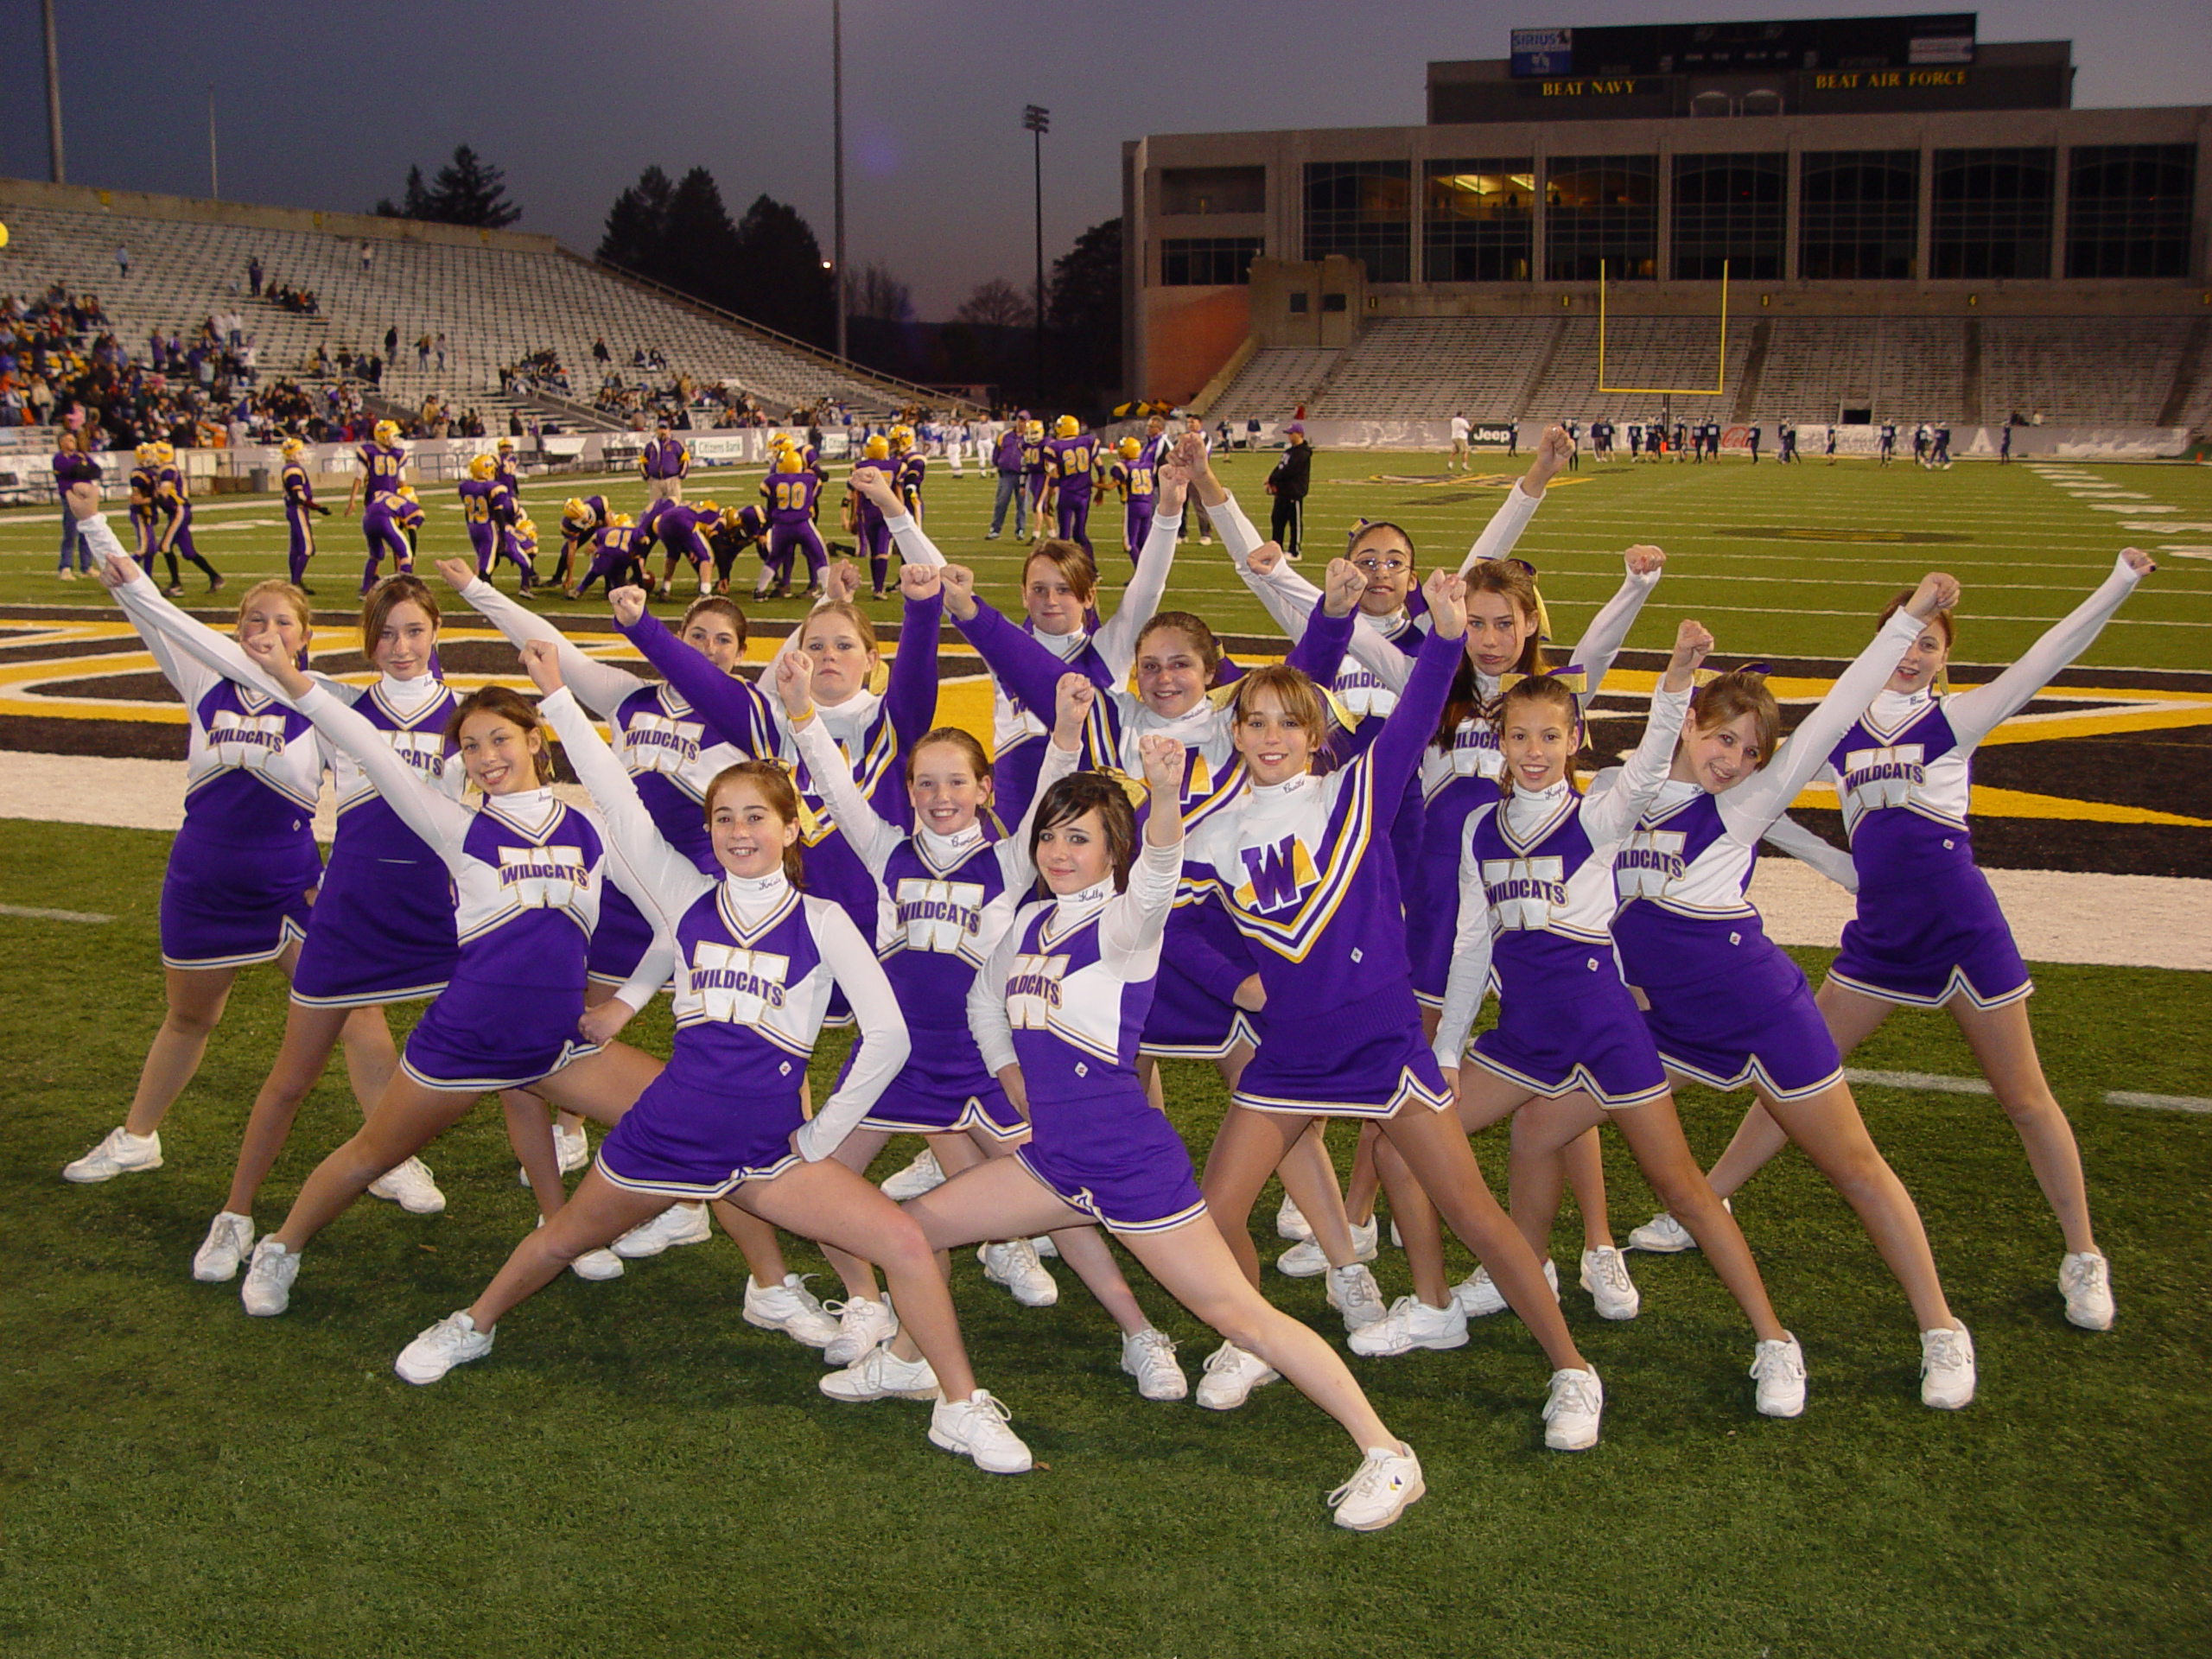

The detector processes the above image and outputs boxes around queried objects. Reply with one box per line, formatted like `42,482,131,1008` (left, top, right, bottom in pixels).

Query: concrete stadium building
1121,16,2212,437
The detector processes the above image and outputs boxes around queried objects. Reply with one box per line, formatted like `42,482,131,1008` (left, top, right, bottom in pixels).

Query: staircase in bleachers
0,198,943,433
1205,349,1339,423
1519,317,1751,425
1308,318,1555,422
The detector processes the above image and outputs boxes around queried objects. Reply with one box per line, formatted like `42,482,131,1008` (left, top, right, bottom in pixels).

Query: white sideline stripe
0,902,114,923
1845,1068,1993,1096
2104,1091,2212,1115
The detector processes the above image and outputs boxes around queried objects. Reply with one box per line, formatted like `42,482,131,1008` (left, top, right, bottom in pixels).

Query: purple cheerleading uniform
1185,623,1459,1118
761,469,827,588
794,716,1079,1140
1821,554,2144,1010
620,592,941,1020
1609,608,1924,1098
975,848,1208,1235
448,576,776,988
1433,682,1694,1109
535,691,910,1198
289,677,462,1008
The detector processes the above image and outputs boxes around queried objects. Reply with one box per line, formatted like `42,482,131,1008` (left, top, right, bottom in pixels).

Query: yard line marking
0,902,115,923
2104,1091,2212,1115
1845,1068,1993,1096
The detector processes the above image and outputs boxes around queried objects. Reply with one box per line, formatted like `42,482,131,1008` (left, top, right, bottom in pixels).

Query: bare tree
848,261,914,323
956,277,1034,330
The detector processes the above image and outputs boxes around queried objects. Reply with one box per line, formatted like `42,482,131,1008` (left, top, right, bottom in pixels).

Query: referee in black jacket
1265,421,1312,560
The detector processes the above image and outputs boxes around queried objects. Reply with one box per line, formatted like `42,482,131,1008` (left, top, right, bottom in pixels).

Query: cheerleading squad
53,428,2154,1534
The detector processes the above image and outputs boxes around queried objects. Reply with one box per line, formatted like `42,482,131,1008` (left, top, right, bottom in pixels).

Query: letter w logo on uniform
1236,836,1320,914
690,943,789,1026
1843,744,1925,810
895,878,986,953
1618,830,1686,899
1482,856,1566,931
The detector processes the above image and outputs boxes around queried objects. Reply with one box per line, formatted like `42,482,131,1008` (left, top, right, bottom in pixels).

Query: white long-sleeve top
541,686,909,1160
1823,552,2147,837
1433,682,1692,1068
1595,608,1926,918
968,836,1182,1081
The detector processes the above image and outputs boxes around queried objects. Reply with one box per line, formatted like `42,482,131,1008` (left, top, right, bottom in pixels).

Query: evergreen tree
375,146,520,227
730,195,836,350
661,168,745,311
597,167,677,276
1046,218,1122,404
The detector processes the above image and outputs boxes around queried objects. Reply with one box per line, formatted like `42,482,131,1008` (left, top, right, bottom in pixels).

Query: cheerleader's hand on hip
577,999,635,1046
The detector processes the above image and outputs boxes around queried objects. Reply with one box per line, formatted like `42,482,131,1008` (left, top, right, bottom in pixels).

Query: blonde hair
1229,664,1327,751
237,579,313,635
800,600,878,656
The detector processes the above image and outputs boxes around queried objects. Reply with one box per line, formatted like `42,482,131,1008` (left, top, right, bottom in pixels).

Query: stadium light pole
207,86,219,200
1024,105,1049,403
832,0,847,363
42,0,65,184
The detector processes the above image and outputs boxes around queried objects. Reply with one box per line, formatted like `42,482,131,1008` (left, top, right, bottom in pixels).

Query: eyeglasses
1351,555,1411,575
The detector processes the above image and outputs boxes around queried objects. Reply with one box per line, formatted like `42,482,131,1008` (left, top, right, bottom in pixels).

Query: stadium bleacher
0,197,941,434
1307,318,1557,422
1205,348,1339,424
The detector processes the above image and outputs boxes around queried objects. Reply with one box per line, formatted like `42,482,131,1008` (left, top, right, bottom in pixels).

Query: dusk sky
3,1,2208,319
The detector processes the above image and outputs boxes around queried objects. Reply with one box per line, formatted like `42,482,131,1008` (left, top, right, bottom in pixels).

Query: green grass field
4,448,2209,671
3,821,2209,1657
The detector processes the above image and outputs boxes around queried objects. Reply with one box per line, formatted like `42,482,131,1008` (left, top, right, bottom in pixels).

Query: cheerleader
445,565,823,1320
1630,550,2158,1335
867,735,1427,1526
1178,570,1605,1447
778,657,1185,1393
59,504,378,1192
96,565,466,1275
391,648,1033,1482
874,460,1178,823
225,640,669,1320
1430,625,1808,1422
1586,572,1977,1408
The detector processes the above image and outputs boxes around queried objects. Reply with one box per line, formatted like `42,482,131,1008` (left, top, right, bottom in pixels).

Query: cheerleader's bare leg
121,965,243,1137
224,1000,397,1215
1948,995,2099,1256
1198,1103,1314,1287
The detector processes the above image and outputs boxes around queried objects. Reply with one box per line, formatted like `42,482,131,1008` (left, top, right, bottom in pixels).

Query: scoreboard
1510,15,1977,79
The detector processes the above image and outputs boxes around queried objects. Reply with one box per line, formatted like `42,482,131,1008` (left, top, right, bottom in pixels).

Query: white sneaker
823,1294,897,1366
367,1155,446,1216
978,1239,1058,1307
1389,1217,1402,1249
1195,1341,1280,1410
515,1124,592,1185
1580,1246,1642,1320
930,1389,1033,1473
191,1211,255,1282
611,1201,712,1259
1543,1366,1605,1450
569,1246,626,1281
240,1239,299,1317
2059,1252,2114,1331
880,1147,946,1200
63,1126,163,1183
1276,1194,1313,1241
1278,1217,1379,1279
820,1343,942,1402
1921,1325,1977,1409
1627,1200,1727,1254
1120,1327,1188,1401
743,1273,841,1348
1327,1441,1426,1532
1325,1262,1389,1332
1751,1334,1808,1418
1031,1235,1058,1258
1454,1256,1559,1319
395,1310,494,1384
1348,1294,1470,1357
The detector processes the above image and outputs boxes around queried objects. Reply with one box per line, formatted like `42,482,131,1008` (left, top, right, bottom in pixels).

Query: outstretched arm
1455,423,1570,575
1580,620,1707,849
438,558,645,717
1101,734,1188,966
1568,545,1665,700
785,658,901,869
1760,815,1859,893
995,677,1093,892
884,565,946,750
611,588,777,755
1091,505,1182,677
1943,550,2152,748
1363,574,1467,811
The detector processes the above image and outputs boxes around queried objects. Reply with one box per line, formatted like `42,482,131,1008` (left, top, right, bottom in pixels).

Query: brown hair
1496,675,1584,798
702,760,806,887
236,579,313,636
1688,670,1780,772
1023,542,1097,607
800,600,878,656
1029,772,1139,893
1135,612,1224,683
906,726,992,788
448,685,554,784
360,574,440,658
1435,559,1548,752
1878,588,1954,649
1230,664,1328,753
681,594,747,652
1346,519,1418,567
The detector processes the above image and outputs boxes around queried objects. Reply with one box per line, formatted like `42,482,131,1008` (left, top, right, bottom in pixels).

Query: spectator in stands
360,241,373,274
1263,421,1311,559
385,324,398,359
435,332,447,372
247,256,262,298
593,337,610,366
115,245,130,282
